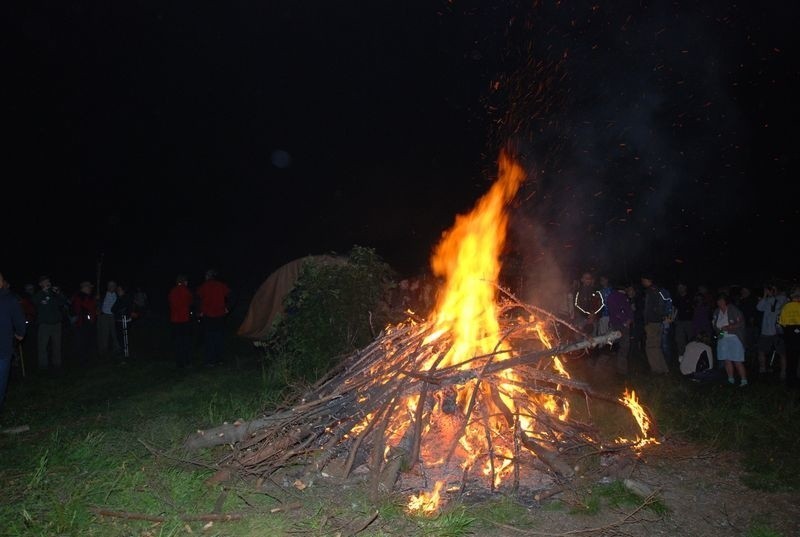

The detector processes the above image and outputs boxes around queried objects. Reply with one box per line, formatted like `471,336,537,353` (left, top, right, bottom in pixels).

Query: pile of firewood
185,296,647,498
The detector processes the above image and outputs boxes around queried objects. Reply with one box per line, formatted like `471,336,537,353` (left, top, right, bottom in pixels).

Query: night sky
5,1,798,305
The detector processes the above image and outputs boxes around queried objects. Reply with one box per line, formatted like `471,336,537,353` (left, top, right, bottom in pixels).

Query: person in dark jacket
0,272,27,412
32,275,67,373
111,283,134,361
641,274,672,374
574,271,603,336
607,282,633,375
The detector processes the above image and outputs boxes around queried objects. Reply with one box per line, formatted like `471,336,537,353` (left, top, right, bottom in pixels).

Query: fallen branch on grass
89,507,246,523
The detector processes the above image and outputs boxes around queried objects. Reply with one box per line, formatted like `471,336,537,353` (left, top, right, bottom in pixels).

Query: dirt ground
511,439,800,537
273,437,799,537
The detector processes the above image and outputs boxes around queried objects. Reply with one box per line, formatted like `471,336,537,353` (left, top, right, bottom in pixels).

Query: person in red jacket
71,281,97,365
196,269,230,366
168,274,195,368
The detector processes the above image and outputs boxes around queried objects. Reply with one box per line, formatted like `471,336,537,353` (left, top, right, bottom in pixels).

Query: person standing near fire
97,281,121,358
71,281,97,365
168,274,194,369
196,269,230,367
574,271,603,336
0,272,26,413
641,274,671,375
32,275,67,374
778,288,800,388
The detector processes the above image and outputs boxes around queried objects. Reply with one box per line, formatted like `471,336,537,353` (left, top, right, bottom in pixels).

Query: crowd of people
563,271,800,388
0,269,231,413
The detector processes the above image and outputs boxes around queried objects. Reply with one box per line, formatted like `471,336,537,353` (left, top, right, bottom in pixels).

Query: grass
569,480,668,517
2,337,798,536
632,372,800,491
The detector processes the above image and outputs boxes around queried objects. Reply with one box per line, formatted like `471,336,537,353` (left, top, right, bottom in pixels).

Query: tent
237,255,342,340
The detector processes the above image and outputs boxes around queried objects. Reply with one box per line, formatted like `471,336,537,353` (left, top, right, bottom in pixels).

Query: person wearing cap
778,288,800,388
0,272,26,412
168,274,195,368
32,275,67,373
71,281,97,365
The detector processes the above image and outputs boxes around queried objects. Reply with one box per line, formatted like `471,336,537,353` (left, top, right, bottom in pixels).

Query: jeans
202,317,225,365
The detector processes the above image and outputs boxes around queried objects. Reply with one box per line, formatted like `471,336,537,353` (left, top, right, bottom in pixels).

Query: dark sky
5,1,799,303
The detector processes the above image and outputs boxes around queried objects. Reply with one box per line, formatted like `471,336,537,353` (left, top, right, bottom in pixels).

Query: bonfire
186,151,657,513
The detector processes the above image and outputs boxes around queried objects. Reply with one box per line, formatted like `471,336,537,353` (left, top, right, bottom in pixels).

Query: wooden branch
89,507,246,522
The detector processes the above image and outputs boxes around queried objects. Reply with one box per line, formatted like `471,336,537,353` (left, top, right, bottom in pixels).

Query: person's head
641,275,654,289
791,288,800,301
116,283,126,296
38,275,51,290
580,271,595,287
24,283,35,295
625,284,636,298
0,272,5,289
205,269,217,281
107,280,117,293
176,274,188,285
677,283,688,296
717,293,729,309
80,281,93,294
599,275,609,288
740,287,751,299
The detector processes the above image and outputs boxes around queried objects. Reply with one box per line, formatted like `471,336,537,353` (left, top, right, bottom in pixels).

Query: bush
263,246,397,381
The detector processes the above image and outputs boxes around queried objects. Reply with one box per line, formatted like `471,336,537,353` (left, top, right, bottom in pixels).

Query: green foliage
264,246,396,380
746,523,784,537
469,495,533,528
414,506,476,536
571,480,667,516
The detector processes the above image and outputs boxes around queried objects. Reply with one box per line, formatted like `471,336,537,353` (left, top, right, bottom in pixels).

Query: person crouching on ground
713,293,748,387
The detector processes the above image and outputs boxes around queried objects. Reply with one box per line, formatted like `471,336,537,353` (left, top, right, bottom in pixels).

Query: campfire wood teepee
185,151,657,513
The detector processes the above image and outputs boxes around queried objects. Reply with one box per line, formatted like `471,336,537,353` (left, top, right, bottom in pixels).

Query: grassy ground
1,339,797,536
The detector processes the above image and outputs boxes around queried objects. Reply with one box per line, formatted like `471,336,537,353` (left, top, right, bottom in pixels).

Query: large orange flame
404,151,653,513
425,151,525,367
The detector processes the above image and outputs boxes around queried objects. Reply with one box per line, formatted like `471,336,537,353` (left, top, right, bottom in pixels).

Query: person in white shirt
97,280,120,357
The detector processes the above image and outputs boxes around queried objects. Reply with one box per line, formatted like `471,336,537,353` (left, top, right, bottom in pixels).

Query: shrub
263,246,396,380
